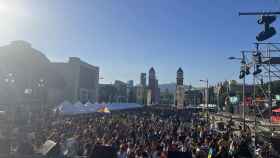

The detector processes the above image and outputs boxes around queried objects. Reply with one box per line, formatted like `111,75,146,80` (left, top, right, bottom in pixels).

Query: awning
272,108,280,113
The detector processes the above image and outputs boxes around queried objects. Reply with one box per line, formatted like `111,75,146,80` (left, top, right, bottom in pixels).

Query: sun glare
0,3,15,15
0,1,28,17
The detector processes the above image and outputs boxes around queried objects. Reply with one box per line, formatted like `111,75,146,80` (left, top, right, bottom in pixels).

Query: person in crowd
22,106,273,158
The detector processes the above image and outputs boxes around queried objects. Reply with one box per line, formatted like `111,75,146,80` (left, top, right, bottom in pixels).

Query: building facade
98,84,117,103
99,80,136,103
135,85,145,104
160,88,174,105
52,57,99,104
175,68,185,109
127,80,136,103
184,89,203,105
0,41,65,108
147,89,152,106
148,67,160,105
0,40,99,111
127,80,134,88
140,73,146,87
114,80,127,102
135,73,148,105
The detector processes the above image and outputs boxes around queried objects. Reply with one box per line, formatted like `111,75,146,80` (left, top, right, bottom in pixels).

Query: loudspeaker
89,145,117,158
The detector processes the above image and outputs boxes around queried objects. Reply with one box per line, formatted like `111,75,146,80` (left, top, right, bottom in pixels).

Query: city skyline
0,0,280,86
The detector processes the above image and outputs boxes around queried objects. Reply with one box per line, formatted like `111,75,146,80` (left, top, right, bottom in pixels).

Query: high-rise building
148,67,160,105
127,80,135,102
177,68,184,86
136,73,147,105
135,85,145,104
175,68,185,109
127,80,134,88
147,89,152,106
140,73,146,87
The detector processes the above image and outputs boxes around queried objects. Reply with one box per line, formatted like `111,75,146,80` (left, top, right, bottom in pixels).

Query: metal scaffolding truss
251,43,280,156
252,43,280,123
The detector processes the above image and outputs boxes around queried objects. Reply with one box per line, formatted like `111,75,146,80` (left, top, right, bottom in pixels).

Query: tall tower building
148,67,159,105
175,68,185,109
177,68,184,85
148,67,156,89
140,73,146,87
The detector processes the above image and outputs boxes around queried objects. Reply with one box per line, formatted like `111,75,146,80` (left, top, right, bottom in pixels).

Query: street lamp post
228,51,246,130
242,53,246,130
217,85,221,112
200,79,209,123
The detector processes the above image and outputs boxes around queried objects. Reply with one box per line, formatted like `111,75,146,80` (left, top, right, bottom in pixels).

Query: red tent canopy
272,107,280,123
272,107,280,113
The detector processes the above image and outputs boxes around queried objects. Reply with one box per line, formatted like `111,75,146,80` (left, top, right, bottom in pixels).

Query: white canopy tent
73,101,86,114
84,101,97,113
55,101,144,115
199,104,217,109
55,101,76,115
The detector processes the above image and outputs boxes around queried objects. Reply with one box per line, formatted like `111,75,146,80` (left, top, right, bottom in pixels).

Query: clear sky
0,0,279,86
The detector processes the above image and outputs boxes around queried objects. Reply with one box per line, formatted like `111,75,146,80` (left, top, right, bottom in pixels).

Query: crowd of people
10,106,278,158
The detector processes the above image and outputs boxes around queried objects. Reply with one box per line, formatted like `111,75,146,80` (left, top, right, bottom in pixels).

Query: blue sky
0,0,280,86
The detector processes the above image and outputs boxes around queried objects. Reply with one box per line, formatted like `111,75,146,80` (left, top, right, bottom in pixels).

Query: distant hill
159,83,192,93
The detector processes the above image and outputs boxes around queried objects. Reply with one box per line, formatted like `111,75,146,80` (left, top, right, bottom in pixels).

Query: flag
208,148,213,158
